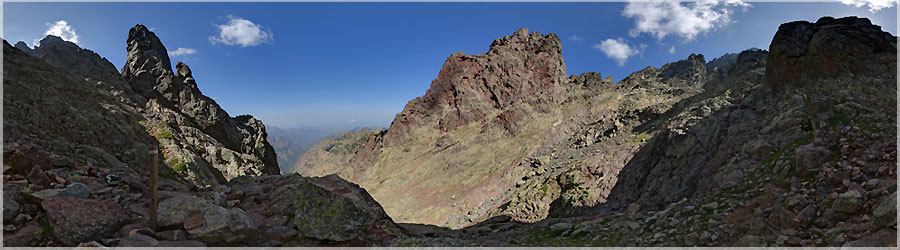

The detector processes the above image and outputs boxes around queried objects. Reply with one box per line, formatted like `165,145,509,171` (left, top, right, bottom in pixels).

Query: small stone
737,235,764,246
76,241,105,247
156,230,187,241
781,229,798,236
626,203,641,214
3,197,20,221
118,233,159,247
549,222,573,234
627,221,640,230
702,201,719,210
776,235,789,245
128,228,154,237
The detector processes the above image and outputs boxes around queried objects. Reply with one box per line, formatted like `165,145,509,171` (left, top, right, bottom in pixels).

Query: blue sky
4,1,897,129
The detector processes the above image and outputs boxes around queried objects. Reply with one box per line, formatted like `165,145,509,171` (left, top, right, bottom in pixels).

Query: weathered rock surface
41,196,126,246
233,174,406,245
765,16,896,92
386,27,567,140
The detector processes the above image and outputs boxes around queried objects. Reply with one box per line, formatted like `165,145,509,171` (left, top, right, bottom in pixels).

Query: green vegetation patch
167,158,187,172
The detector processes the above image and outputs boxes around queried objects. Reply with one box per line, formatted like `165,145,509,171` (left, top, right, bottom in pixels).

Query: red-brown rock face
384,28,567,145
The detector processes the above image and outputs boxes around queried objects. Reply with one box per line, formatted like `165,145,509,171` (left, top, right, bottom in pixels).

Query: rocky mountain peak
488,28,563,56
765,16,897,92
385,28,567,143
34,35,126,86
13,41,36,56
620,53,708,88
122,24,173,97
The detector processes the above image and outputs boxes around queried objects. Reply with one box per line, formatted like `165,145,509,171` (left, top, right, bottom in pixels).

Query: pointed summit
122,24,173,97
13,41,36,56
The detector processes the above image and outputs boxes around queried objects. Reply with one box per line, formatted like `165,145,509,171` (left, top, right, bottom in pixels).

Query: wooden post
149,144,159,231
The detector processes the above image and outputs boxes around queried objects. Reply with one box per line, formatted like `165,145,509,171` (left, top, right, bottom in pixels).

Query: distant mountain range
266,126,343,174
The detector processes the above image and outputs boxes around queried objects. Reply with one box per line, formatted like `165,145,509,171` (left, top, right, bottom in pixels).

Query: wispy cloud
349,119,357,123
622,0,750,42
169,47,197,56
594,38,641,66
209,15,273,47
669,46,676,54
34,20,79,46
840,0,897,12
568,35,584,42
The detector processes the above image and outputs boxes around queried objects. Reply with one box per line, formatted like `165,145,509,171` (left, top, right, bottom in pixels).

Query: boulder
157,194,211,228
843,228,897,247
832,190,862,213
872,191,897,228
238,174,404,244
117,233,158,247
157,194,258,245
189,206,258,245
41,196,126,246
794,144,832,172
3,196,20,221
27,182,91,203
736,235,764,246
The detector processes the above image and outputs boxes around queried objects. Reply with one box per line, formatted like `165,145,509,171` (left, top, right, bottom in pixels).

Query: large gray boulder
41,196,127,246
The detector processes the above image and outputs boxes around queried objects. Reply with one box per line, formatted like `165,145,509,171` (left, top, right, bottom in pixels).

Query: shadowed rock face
37,36,130,89
122,24,173,98
765,16,897,92
14,41,36,56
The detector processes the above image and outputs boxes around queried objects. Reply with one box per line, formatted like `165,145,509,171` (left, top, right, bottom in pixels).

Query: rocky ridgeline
298,16,897,247
3,25,404,247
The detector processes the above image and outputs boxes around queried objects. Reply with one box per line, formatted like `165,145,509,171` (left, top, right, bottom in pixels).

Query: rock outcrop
765,16,896,92
119,24,279,185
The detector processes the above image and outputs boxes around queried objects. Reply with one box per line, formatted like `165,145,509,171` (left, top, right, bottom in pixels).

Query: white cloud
594,38,641,66
35,20,79,46
568,35,584,42
168,47,197,56
349,119,357,123
209,16,273,47
840,0,897,12
669,46,676,54
622,0,750,42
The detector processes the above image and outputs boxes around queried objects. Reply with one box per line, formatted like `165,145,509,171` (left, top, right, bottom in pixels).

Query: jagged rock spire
122,24,173,97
